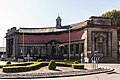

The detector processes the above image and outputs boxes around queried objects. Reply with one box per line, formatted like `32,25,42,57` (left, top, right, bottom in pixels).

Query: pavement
0,61,116,80
0,61,18,65
37,64,120,80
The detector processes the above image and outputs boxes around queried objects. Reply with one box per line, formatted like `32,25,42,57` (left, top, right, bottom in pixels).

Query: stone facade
86,28,117,62
5,16,118,62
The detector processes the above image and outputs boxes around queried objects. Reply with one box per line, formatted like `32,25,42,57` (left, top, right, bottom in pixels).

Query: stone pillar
6,38,9,58
15,35,18,58
104,39,107,57
112,30,117,61
92,32,95,54
13,37,16,57
108,32,112,57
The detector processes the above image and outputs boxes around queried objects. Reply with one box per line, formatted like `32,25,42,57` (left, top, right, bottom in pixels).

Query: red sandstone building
6,16,118,62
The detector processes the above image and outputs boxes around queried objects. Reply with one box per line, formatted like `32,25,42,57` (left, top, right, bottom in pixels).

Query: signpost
91,51,100,69
84,57,89,63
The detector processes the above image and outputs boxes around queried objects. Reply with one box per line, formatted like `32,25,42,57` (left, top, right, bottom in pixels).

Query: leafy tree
101,10,120,41
101,9,120,26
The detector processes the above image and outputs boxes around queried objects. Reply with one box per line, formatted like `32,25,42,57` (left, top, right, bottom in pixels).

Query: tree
101,9,120,26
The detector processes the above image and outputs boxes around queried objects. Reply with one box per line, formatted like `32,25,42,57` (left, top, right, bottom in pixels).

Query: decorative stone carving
91,31,111,57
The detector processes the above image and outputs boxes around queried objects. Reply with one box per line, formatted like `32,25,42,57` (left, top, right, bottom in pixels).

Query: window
70,44,74,54
76,44,79,54
64,45,67,54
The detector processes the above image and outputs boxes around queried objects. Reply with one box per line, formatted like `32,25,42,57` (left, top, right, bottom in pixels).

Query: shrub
72,64,84,69
48,60,56,70
74,61,79,64
37,59,42,62
6,61,11,65
0,65,5,68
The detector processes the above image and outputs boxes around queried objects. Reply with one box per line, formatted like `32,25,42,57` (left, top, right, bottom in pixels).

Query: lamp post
22,32,24,59
0,37,5,59
68,26,71,61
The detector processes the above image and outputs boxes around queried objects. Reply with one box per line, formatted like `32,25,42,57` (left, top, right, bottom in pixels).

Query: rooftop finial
56,13,62,28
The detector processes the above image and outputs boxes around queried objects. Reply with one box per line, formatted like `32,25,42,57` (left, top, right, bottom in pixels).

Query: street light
68,25,72,61
22,32,24,59
0,37,5,59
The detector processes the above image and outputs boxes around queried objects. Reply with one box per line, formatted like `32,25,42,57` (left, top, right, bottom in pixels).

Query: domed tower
56,15,62,28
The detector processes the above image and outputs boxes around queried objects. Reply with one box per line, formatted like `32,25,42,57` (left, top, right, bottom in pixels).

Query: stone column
15,35,19,58
112,30,117,61
12,37,16,57
6,38,9,58
92,32,95,53
104,39,107,57
13,36,16,57
108,32,112,57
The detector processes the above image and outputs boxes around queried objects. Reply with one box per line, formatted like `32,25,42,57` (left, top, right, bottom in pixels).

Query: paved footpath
0,61,18,65
37,64,120,80
36,64,120,80
0,61,119,80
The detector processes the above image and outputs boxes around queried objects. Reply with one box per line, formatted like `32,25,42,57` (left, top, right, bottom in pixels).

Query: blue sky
0,0,120,46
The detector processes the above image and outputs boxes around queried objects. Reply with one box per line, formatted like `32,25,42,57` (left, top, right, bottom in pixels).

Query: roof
18,27,68,33
18,29,84,44
18,21,87,34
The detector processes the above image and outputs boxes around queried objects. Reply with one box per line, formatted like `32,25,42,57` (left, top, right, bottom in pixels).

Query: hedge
71,64,84,69
3,62,48,73
3,62,84,73
0,62,33,69
74,61,79,64
56,62,71,67
2,62,72,73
